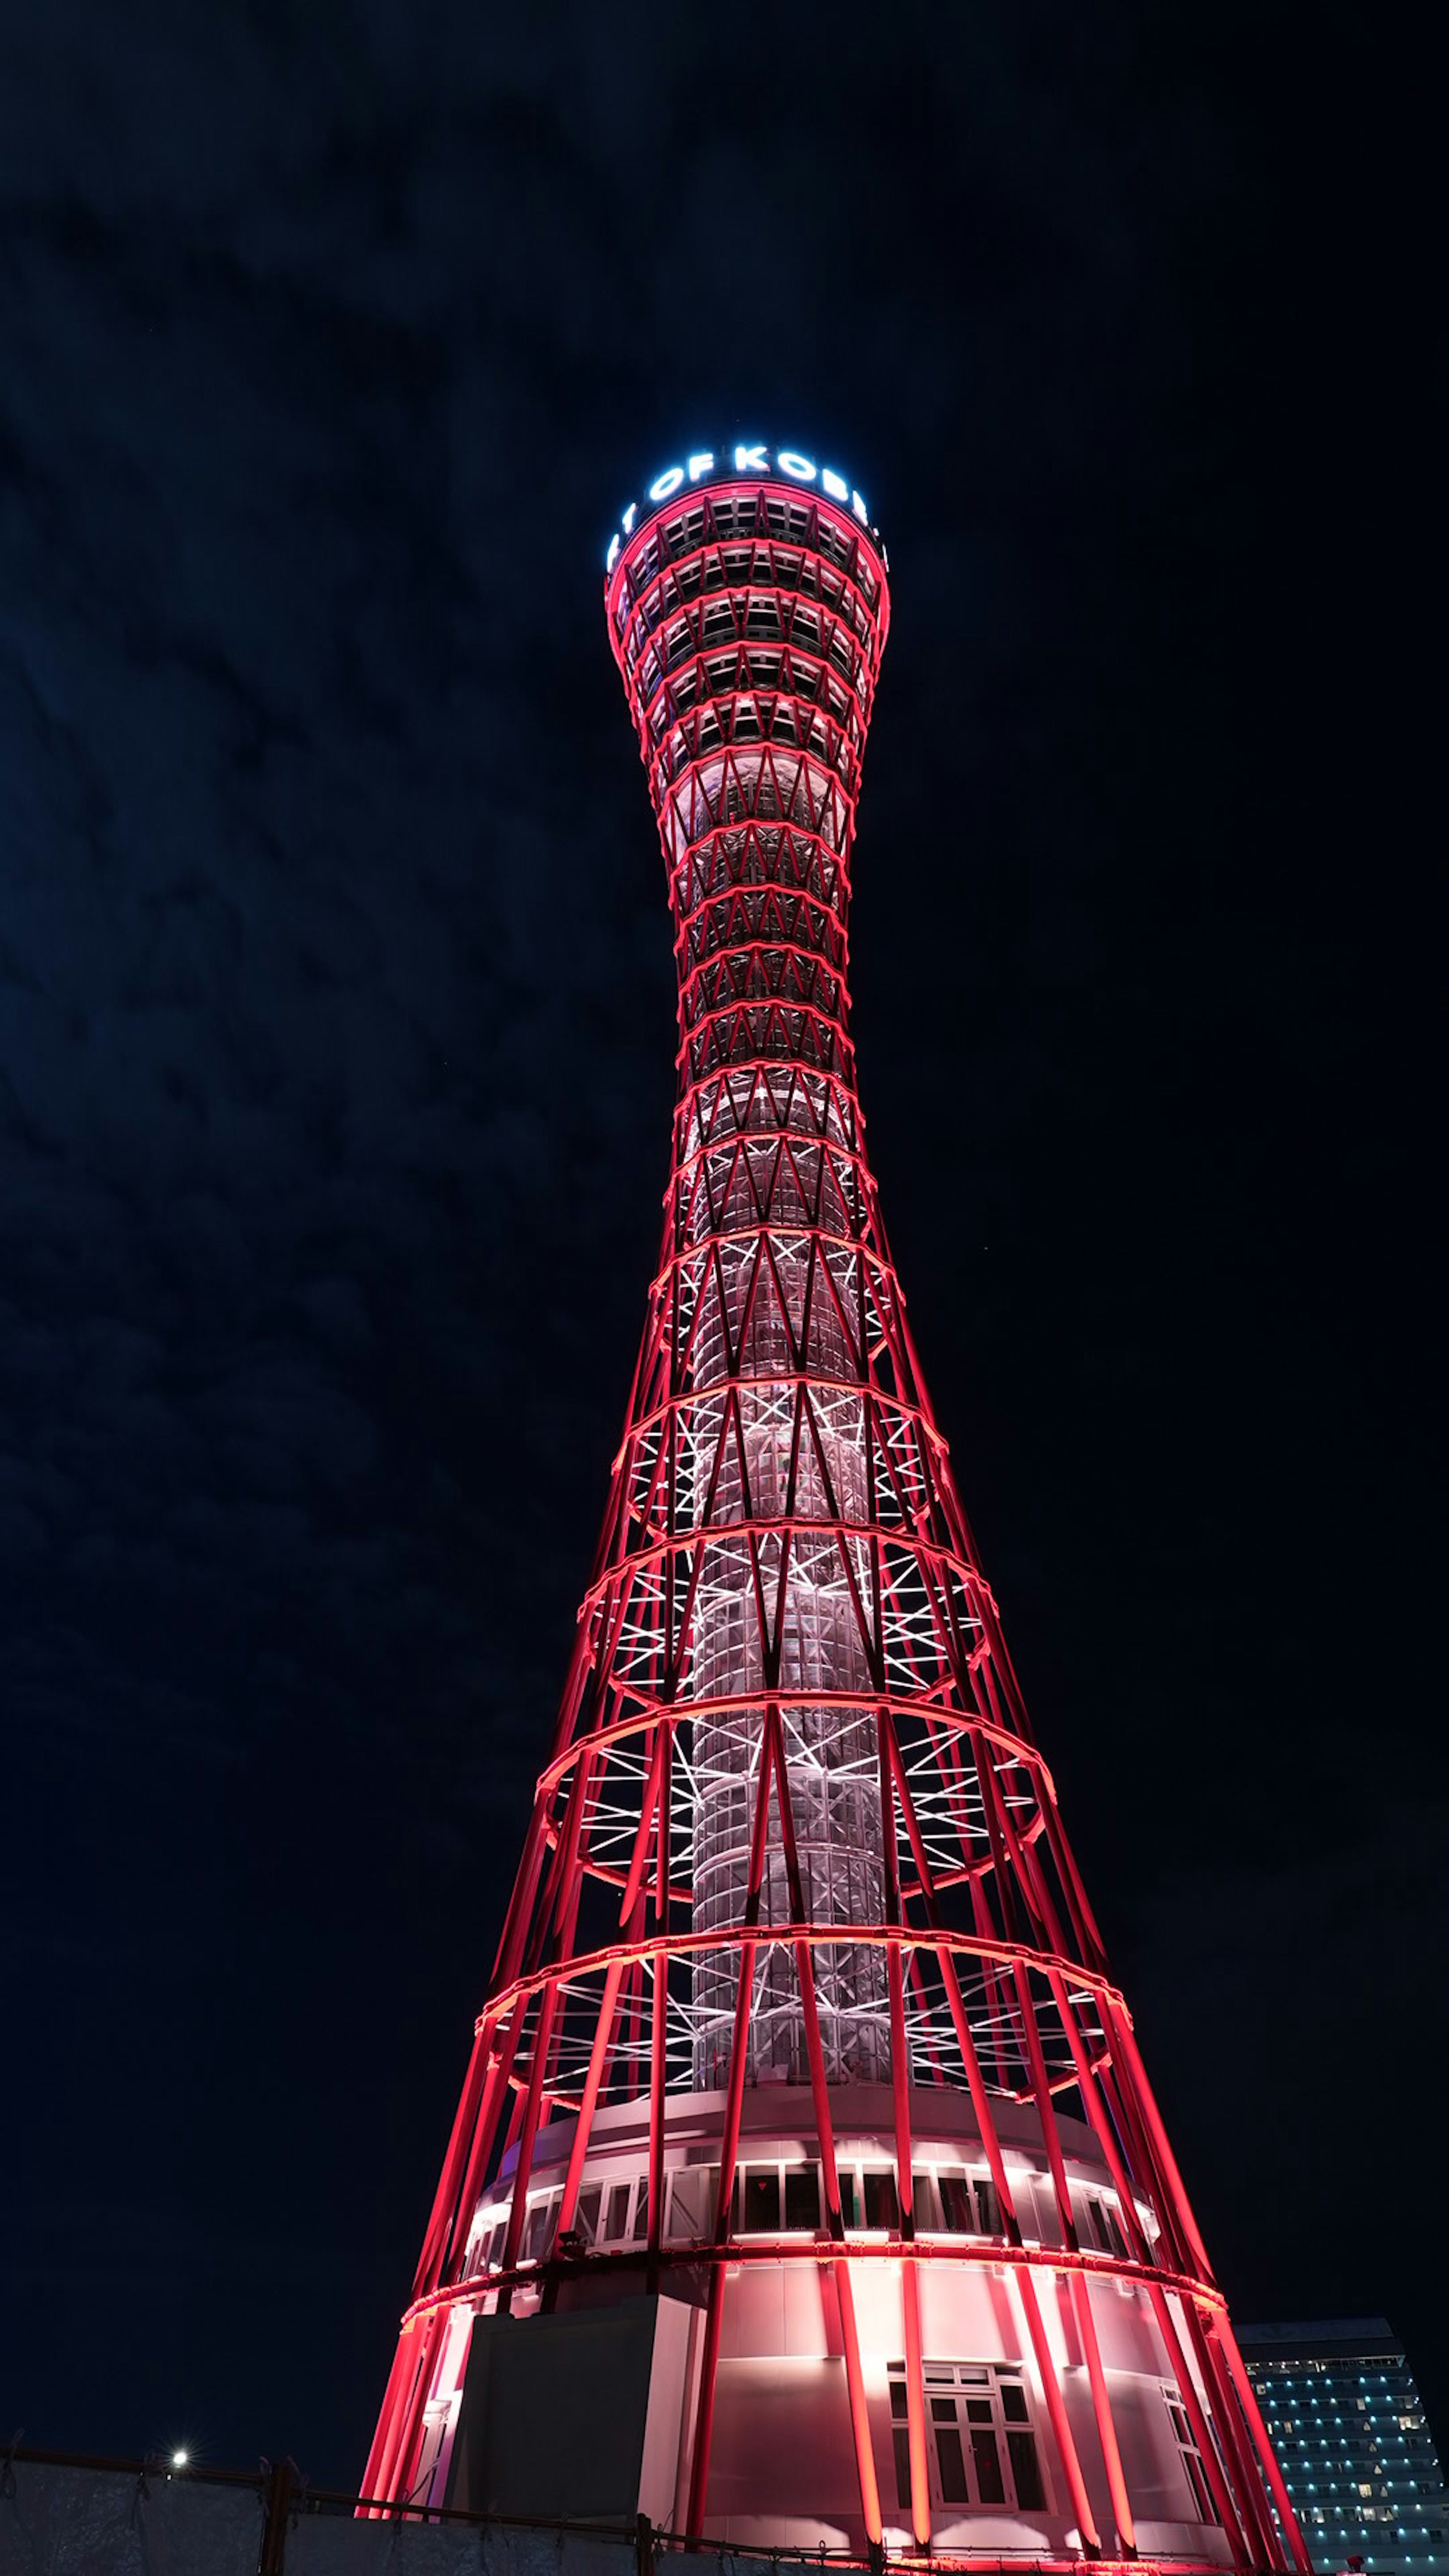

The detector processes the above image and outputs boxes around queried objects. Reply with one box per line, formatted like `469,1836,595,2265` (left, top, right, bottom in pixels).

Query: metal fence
0,2450,871,2576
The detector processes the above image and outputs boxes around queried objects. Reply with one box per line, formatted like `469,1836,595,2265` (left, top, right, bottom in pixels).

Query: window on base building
936,2170,1001,2236
888,2362,1046,2514
665,2165,718,2242
863,2168,899,2229
1165,2391,1219,2522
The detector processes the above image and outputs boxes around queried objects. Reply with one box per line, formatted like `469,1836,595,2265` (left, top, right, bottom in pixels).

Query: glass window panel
1008,2429,1044,2510
838,2170,859,2229
1183,2452,1214,2520
576,2186,601,2245
912,2170,939,2230
936,2425,970,2505
974,2177,1001,2236
864,2169,898,2229
605,2181,631,2240
668,2167,715,2242
743,2168,781,2231
966,2400,995,2424
891,2378,909,2419
893,2426,912,2511
931,2398,958,2424
972,2427,1006,2504
939,2172,974,2233
1001,2382,1030,2424
784,2164,820,2229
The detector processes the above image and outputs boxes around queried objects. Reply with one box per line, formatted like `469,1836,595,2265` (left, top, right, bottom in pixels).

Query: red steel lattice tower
363,445,1307,2574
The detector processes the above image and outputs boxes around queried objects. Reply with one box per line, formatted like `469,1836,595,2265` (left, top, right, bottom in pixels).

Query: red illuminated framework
362,461,1307,2575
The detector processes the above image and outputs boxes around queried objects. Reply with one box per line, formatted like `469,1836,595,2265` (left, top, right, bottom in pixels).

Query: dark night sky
2,0,1441,2490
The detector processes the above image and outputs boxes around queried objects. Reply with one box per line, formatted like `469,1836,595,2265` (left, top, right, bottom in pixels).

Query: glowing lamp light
171,2449,189,2470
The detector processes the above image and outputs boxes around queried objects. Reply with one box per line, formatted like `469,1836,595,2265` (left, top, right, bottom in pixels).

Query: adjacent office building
1240,2321,1446,2573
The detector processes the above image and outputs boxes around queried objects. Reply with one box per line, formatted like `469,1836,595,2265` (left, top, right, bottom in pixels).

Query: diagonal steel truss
362,475,1307,2574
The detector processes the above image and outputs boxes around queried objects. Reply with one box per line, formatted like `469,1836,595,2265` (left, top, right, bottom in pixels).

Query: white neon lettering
852,490,869,525
821,469,849,502
734,443,768,472
605,534,621,573
687,451,714,482
776,450,816,482
649,465,685,502
622,503,637,535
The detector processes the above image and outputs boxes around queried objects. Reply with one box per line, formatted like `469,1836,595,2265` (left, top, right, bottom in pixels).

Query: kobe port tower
361,441,1309,2576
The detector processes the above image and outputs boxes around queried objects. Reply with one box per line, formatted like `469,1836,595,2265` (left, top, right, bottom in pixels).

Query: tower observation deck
362,444,1307,2574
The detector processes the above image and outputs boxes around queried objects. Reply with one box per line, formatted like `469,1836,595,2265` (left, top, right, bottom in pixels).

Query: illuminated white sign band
606,444,872,572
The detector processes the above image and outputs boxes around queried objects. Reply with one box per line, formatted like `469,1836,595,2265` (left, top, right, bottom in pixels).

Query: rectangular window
605,2181,631,2241
784,2163,820,2229
891,2369,912,2510
523,2195,556,2262
909,2170,939,2230
890,2364,1045,2514
742,2167,782,2231
1007,2426,1045,2509
1166,2393,1218,2523
631,2180,649,2241
575,2185,601,2245
966,2399,1006,2504
667,2165,718,2243
937,2171,999,2235
932,2400,971,2504
863,2168,899,2229
838,2170,860,2230
939,2170,975,2233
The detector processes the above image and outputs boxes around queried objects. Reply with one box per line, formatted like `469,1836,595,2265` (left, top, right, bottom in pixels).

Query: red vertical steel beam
1012,1958,1135,2558
359,2327,414,2509
383,2307,446,2518
556,1958,625,2238
1012,2261,1103,2555
686,1714,777,2542
878,1712,931,2549
495,1982,560,2304
1183,2302,1281,2567
768,1707,882,2548
1104,1998,1214,2284
1069,2270,1137,2556
1044,1969,1152,2259
648,1724,672,2271
1213,2309,1314,2571
410,2021,489,2296
884,1732,1025,2244
1146,2286,1252,2566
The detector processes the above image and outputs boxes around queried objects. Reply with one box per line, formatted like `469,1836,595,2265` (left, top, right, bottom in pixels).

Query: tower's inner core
611,481,892,2088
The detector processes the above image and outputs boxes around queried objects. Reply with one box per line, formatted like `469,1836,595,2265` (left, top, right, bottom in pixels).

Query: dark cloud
0,0,1438,2485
